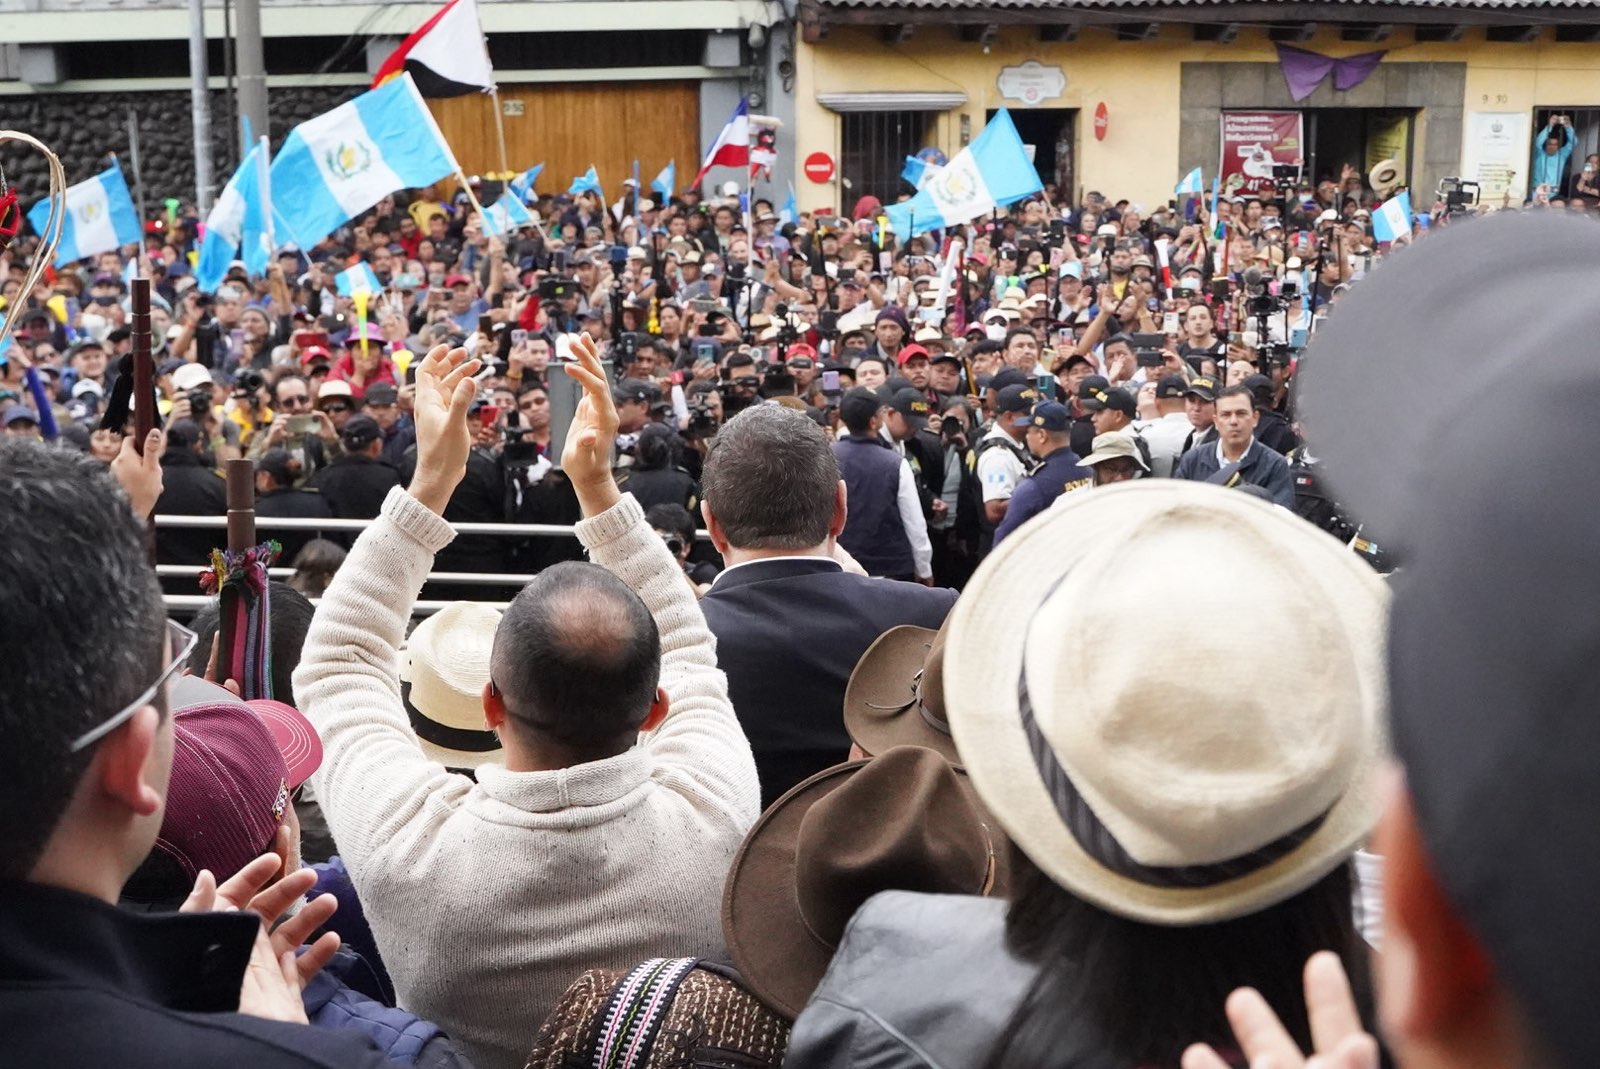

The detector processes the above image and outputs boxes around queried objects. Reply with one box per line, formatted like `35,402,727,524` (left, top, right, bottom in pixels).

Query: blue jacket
1532,124,1574,195
303,950,473,1069
834,433,914,579
993,447,1092,545
1174,438,1295,507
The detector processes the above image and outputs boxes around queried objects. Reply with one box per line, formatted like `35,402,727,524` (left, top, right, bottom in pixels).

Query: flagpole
488,88,510,177
455,167,490,222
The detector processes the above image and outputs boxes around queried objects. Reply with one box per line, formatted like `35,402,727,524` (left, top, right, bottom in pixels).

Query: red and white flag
373,0,495,98
692,98,750,188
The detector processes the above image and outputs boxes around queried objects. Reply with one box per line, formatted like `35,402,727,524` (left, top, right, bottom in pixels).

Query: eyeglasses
279,395,310,410
70,619,199,753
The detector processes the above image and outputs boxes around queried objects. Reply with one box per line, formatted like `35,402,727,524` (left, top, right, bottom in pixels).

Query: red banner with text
1219,111,1304,196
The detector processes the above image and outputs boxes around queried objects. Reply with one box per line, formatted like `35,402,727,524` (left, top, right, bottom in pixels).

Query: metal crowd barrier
152,513,712,616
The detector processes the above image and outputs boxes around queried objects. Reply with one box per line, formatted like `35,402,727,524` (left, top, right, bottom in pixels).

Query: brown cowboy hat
721,746,1000,1018
843,621,960,765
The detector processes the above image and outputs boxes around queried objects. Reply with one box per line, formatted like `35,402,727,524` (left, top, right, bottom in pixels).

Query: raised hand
1181,951,1379,1069
560,331,622,516
109,428,166,518
407,344,481,514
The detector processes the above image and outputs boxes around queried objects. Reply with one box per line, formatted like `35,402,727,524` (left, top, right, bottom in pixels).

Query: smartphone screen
1162,312,1181,334
821,369,841,393
693,339,717,364
511,329,528,346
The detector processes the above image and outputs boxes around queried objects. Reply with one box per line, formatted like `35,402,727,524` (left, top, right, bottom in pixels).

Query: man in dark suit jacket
1174,383,1294,507
699,405,958,807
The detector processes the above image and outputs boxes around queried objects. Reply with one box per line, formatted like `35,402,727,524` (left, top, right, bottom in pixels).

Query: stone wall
0,84,361,214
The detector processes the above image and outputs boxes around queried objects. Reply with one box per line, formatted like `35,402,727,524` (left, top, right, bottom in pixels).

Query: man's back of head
0,438,166,885
490,562,661,756
701,405,840,551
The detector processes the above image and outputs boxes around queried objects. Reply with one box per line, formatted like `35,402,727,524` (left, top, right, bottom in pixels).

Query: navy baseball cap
1155,374,1189,400
994,384,1040,415
1015,400,1071,431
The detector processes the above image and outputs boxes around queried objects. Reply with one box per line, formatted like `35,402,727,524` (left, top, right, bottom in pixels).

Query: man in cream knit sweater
293,337,761,1069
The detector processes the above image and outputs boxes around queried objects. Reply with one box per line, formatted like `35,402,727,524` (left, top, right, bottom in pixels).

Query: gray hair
702,404,839,550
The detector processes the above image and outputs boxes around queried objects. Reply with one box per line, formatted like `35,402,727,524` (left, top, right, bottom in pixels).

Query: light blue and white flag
1175,167,1204,196
28,162,142,267
509,163,543,203
481,191,536,237
335,262,383,296
651,160,675,201
196,138,274,294
1372,190,1413,243
900,154,944,190
778,182,798,226
568,166,602,198
270,73,459,249
884,111,1042,239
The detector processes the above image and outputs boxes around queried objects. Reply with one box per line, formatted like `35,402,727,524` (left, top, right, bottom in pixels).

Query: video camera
1270,163,1302,200
1437,177,1479,217
538,277,580,300
1242,265,1301,373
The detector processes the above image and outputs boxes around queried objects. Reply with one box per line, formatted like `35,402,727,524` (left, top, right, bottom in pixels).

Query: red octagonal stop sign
804,152,836,183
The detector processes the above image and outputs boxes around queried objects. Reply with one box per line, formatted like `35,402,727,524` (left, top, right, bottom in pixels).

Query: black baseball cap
1080,386,1135,417
1053,352,1092,374
838,386,884,428
1155,374,1189,400
994,384,1040,415
1075,375,1109,401
340,414,382,450
1298,212,1598,1069
988,367,1030,393
1241,373,1275,409
1184,376,1219,402
365,382,399,406
886,387,932,429
613,378,662,405
256,448,296,487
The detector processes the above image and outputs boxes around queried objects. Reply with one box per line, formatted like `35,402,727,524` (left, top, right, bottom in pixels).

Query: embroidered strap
591,957,700,1069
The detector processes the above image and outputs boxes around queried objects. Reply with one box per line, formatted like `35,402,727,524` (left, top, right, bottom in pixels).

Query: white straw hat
943,480,1388,925
399,602,504,770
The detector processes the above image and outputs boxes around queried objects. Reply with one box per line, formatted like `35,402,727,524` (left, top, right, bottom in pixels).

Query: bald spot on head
490,561,661,748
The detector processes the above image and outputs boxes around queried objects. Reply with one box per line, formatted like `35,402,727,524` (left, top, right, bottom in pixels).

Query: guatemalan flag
335,262,383,296
651,160,676,202
901,155,943,190
1371,190,1413,244
509,164,543,203
481,192,536,237
270,73,460,249
28,162,142,267
692,98,750,188
884,110,1042,239
371,0,495,98
195,138,274,294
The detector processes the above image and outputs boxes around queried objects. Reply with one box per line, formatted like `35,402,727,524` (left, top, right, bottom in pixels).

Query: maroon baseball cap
155,678,323,881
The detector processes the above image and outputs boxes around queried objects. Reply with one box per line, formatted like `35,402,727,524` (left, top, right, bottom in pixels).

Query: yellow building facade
788,10,1600,213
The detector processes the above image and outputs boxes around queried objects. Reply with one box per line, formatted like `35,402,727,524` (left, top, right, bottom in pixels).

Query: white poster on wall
1461,111,1530,204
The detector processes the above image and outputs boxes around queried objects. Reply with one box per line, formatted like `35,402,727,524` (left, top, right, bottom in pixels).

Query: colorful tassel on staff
199,540,281,700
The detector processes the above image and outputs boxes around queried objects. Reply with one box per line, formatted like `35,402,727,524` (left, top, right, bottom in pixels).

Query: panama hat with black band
399,601,505,770
942,479,1388,925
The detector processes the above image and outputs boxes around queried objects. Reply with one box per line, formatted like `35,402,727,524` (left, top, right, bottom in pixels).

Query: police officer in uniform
992,402,1093,546
974,383,1038,554
310,414,402,520
1287,446,1391,571
254,448,334,561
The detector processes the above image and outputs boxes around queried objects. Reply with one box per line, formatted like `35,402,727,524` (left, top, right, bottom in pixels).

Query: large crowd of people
0,156,1592,1069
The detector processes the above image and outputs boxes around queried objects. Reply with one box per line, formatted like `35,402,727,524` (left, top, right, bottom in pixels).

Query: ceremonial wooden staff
129,279,154,454
214,458,257,691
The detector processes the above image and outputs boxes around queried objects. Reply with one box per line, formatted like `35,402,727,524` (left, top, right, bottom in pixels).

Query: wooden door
428,81,700,197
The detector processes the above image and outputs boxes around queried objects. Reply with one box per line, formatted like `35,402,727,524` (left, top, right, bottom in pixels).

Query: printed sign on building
1219,111,1304,196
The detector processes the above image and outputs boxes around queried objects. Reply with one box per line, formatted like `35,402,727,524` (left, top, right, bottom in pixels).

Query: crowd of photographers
0,144,1596,1069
